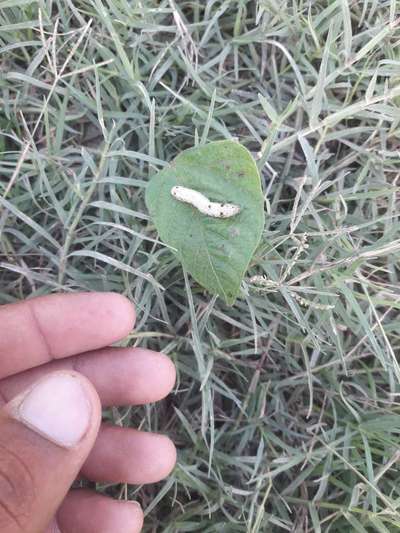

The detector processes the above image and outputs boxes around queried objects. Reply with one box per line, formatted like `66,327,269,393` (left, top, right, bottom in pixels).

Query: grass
1,0,400,530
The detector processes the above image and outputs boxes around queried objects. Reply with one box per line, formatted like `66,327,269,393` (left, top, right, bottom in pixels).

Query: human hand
0,292,176,532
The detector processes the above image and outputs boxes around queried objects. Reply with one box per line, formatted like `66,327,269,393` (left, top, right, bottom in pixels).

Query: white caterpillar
171,186,241,218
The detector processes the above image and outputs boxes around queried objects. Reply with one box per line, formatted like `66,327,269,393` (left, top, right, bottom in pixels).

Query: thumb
0,371,101,533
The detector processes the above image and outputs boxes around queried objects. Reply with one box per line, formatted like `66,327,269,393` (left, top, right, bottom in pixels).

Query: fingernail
10,372,92,448
128,501,142,509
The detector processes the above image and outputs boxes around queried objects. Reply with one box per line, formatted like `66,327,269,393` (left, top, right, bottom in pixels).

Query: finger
56,490,143,533
0,371,101,533
82,425,176,484
0,292,135,379
0,347,176,408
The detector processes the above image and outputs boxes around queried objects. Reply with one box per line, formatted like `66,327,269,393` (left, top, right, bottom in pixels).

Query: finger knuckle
0,442,35,532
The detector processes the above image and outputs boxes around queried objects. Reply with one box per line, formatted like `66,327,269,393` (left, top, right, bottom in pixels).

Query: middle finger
0,347,176,407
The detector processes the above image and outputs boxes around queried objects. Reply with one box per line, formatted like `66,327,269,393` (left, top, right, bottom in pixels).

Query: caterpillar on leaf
171,186,241,218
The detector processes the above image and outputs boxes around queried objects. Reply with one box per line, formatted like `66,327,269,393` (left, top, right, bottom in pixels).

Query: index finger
0,292,135,379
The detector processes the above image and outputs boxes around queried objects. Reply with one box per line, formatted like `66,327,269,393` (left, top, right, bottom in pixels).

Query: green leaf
145,140,264,305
